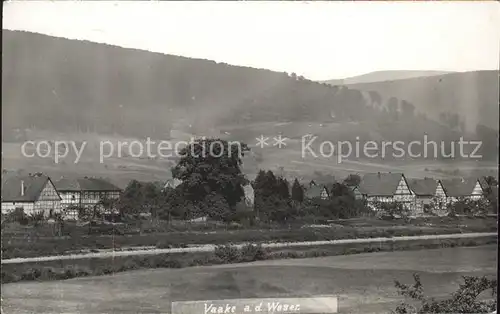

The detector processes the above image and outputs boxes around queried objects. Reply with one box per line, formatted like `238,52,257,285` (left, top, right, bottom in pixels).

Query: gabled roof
53,178,81,191
243,184,254,192
478,176,496,191
310,177,337,187
323,182,335,192
478,177,489,189
54,177,121,192
440,178,482,197
358,173,406,197
1,174,59,202
163,178,182,189
305,185,327,199
407,178,438,196
350,185,361,192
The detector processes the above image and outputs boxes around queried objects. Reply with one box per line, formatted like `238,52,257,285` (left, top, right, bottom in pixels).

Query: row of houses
307,172,497,215
1,173,255,220
1,173,122,220
164,173,497,216
2,171,496,220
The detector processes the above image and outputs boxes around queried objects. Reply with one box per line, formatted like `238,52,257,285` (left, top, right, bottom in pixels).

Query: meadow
2,245,496,314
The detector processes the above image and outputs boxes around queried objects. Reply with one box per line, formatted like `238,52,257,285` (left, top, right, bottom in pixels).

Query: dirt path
1,232,496,264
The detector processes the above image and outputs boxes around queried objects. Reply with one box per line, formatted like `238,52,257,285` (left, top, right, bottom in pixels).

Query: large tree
117,180,144,216
142,182,163,219
343,174,361,187
329,182,352,198
291,178,304,203
277,177,290,200
253,170,294,223
172,138,249,215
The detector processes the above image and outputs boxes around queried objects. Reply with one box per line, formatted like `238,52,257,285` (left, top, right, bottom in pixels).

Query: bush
1,271,20,283
227,222,243,230
188,255,213,267
21,267,42,281
448,198,492,217
4,208,29,225
28,211,46,226
373,201,411,219
156,240,172,249
393,273,497,313
214,244,241,263
240,244,268,262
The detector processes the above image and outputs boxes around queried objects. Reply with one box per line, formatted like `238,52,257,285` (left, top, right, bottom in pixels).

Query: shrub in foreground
393,273,497,313
214,244,241,263
240,244,269,262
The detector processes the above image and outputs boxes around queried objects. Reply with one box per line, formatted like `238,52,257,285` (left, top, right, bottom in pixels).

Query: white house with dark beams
54,177,122,220
407,178,447,215
357,172,415,212
440,178,487,204
1,173,62,217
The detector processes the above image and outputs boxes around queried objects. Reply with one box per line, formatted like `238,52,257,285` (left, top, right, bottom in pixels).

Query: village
1,170,498,222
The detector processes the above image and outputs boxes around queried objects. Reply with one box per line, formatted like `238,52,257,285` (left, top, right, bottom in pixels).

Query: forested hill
322,70,453,85
2,30,497,159
340,70,499,132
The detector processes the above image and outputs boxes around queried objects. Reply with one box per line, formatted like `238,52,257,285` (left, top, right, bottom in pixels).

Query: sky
3,1,500,81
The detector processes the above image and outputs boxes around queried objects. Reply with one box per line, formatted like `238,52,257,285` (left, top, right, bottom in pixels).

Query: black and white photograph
1,1,499,313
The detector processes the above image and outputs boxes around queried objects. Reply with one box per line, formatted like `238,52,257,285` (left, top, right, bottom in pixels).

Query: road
2,232,496,264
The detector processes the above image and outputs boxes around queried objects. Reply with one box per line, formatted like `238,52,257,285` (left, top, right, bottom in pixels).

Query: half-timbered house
440,178,486,204
1,173,62,217
54,177,122,220
407,178,447,215
357,173,415,212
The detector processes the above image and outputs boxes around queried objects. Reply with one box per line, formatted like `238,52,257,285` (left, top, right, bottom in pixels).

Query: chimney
21,180,25,196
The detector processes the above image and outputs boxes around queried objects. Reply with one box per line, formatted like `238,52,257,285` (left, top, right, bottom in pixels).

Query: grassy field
3,131,498,187
2,216,497,259
1,245,496,314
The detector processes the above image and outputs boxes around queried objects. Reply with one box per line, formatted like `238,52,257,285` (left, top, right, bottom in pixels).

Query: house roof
1,174,57,202
243,184,254,193
350,185,361,192
478,176,493,190
323,182,335,192
54,177,121,192
358,173,406,196
440,178,481,197
163,178,182,189
407,178,438,196
305,185,326,199
310,177,337,186
53,178,81,191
